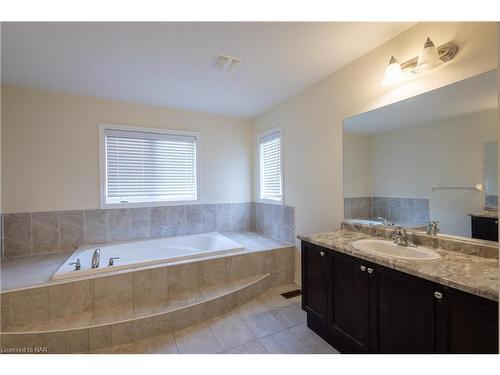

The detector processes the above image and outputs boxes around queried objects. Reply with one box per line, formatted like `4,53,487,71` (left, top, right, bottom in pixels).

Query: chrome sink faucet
377,217,394,226
391,226,417,247
91,248,101,269
426,221,440,236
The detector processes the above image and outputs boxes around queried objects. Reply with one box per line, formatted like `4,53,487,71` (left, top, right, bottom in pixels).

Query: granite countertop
298,230,499,302
467,211,498,219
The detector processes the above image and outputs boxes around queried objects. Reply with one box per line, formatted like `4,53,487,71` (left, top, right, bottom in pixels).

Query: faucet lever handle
68,258,81,270
108,257,120,266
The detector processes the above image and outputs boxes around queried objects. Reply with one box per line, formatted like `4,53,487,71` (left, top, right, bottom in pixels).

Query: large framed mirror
343,70,498,242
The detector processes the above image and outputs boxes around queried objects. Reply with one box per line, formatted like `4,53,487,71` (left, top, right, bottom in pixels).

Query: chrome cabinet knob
367,268,374,274
319,251,325,257
360,265,366,272
434,291,443,300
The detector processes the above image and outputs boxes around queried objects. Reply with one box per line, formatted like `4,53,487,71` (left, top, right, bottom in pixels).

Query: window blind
104,129,198,204
259,130,282,201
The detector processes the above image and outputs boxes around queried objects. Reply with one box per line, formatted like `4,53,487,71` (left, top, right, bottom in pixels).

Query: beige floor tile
236,300,285,338
134,334,178,354
287,324,339,354
268,300,306,328
91,343,135,354
174,321,221,354
222,340,268,354
258,329,304,353
207,311,256,350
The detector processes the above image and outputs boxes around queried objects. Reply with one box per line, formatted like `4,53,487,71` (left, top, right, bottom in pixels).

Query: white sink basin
352,239,442,261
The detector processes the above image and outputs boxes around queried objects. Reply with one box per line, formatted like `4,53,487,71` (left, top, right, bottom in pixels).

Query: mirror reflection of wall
484,141,498,209
343,70,498,240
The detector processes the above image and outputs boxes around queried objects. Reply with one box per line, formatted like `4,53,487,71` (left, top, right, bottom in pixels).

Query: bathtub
52,232,244,280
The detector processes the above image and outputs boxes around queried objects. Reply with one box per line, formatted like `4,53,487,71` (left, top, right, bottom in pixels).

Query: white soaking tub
52,232,244,280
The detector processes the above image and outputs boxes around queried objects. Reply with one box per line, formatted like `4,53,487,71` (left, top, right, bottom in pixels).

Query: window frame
257,126,284,205
99,123,201,209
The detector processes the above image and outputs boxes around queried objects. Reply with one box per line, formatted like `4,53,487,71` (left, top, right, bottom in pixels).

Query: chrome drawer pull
319,251,325,257
367,268,374,274
360,265,366,272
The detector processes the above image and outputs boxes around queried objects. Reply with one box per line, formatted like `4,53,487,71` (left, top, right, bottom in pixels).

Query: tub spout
91,248,100,269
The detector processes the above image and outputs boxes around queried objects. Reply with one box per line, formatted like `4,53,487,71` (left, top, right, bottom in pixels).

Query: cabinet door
435,286,499,353
471,216,499,241
328,252,371,353
301,242,329,324
372,265,436,353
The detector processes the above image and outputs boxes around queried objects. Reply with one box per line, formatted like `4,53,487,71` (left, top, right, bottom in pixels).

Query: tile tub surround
1,203,254,258
0,231,292,292
344,196,430,225
299,226,499,302
251,203,295,243
0,241,294,353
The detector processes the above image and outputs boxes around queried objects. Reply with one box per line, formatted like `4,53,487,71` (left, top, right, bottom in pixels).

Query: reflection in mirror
484,141,498,209
343,70,498,241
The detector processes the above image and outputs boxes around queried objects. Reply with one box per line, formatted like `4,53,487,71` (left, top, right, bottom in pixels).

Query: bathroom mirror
343,70,498,241
484,141,498,209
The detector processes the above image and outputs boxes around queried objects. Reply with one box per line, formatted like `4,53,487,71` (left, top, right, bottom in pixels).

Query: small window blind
104,128,198,205
259,130,282,201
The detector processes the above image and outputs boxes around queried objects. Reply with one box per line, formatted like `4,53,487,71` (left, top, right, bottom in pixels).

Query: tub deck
0,231,293,292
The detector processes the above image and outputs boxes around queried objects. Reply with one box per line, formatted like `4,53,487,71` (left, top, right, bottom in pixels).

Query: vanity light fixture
381,55,403,86
381,37,459,86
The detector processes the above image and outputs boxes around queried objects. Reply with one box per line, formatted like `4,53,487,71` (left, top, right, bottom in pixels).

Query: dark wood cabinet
435,285,499,353
328,252,371,352
373,264,436,353
301,241,499,354
301,241,329,324
471,216,498,241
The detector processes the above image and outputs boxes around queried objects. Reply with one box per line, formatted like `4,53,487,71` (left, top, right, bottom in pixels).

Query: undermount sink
352,239,442,261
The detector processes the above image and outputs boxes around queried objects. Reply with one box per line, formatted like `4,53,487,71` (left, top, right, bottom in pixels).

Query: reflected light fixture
381,37,459,86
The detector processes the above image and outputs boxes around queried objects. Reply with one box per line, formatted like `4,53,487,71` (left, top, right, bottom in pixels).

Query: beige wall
1,86,253,212
254,22,498,283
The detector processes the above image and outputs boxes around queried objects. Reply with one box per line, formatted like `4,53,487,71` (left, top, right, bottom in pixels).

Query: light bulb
381,55,403,86
417,37,441,71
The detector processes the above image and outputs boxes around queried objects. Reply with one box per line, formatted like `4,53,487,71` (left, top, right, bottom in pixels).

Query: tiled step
0,273,271,353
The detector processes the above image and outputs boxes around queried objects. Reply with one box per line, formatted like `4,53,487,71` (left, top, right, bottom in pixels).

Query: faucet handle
68,258,81,270
108,257,120,266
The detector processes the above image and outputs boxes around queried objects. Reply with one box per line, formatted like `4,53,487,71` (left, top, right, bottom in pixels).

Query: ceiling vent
213,54,242,71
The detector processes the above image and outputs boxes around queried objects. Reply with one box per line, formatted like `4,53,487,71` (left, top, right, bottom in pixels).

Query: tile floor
95,283,339,354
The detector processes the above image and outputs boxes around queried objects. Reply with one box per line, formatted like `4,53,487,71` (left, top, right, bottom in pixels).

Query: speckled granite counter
468,211,498,219
298,230,499,302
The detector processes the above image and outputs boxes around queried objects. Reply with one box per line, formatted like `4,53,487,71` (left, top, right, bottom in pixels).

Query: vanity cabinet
471,216,498,242
301,241,499,354
301,241,329,325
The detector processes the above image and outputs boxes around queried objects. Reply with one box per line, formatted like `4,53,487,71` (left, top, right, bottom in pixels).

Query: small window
258,128,283,203
100,125,199,208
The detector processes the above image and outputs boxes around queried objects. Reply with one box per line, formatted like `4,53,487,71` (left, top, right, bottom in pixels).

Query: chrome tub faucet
91,248,101,268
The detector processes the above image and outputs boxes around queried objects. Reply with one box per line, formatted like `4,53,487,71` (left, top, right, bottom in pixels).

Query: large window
258,127,283,203
100,125,199,208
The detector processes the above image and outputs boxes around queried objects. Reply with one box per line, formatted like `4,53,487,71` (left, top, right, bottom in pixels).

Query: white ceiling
1,22,415,117
344,69,498,135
